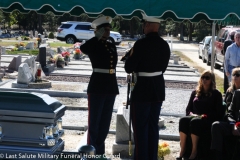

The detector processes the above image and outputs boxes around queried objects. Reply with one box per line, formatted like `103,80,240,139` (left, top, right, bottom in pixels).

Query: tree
43,12,59,32
111,16,122,32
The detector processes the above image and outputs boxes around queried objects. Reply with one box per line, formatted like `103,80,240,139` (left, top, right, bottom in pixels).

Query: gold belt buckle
109,69,114,74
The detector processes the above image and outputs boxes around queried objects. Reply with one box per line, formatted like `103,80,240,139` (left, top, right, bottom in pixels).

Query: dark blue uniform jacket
80,37,119,94
124,32,170,102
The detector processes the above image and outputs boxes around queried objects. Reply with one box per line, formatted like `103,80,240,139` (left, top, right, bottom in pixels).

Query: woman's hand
232,126,240,136
189,112,198,117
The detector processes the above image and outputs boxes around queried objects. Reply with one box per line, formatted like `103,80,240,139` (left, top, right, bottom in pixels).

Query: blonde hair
228,67,240,92
196,70,216,97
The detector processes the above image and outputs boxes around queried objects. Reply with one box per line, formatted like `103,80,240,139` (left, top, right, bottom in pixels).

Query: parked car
198,36,211,59
202,36,217,66
56,21,122,45
214,26,240,69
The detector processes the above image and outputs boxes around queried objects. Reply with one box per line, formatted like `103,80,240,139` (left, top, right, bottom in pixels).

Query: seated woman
176,70,223,160
211,67,240,160
223,68,240,108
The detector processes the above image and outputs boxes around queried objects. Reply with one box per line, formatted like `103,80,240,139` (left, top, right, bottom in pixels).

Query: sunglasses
201,76,211,80
233,74,240,77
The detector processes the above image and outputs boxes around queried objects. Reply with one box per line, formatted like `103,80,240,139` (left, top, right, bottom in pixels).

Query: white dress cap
91,16,112,29
141,13,160,23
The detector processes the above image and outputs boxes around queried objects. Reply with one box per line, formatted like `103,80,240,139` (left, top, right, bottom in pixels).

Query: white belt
93,68,115,74
136,71,162,77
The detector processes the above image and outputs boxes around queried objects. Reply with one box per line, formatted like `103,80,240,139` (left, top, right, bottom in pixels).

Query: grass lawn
0,40,73,48
173,51,224,93
6,49,39,55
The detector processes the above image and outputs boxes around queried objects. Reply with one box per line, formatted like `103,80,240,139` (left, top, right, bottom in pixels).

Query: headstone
17,63,33,84
39,43,49,48
42,39,46,44
113,106,134,157
18,37,22,44
173,55,180,65
23,56,37,81
57,47,66,53
25,42,34,49
29,30,33,39
39,47,46,68
35,31,38,38
2,47,6,54
7,56,22,72
18,46,24,51
35,48,54,62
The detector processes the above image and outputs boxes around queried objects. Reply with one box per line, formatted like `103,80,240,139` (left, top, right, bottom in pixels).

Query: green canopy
1,0,240,22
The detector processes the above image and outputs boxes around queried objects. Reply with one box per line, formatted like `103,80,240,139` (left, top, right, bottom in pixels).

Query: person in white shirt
225,32,240,82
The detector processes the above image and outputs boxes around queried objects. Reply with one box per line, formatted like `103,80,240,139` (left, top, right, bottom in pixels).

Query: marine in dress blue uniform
124,13,170,160
80,16,119,155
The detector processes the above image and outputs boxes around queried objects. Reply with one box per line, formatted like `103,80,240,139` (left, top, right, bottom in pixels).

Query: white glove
95,27,105,40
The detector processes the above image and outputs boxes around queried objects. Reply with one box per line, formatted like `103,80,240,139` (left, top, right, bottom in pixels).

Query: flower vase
74,54,81,60
64,57,70,66
57,61,65,68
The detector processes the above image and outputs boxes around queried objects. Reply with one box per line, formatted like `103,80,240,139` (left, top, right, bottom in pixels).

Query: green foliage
21,36,30,40
111,21,120,32
48,32,55,39
194,21,212,42
165,20,176,34
7,49,39,55
43,12,59,32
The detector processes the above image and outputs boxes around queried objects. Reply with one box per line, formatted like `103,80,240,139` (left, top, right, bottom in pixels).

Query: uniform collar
145,32,159,37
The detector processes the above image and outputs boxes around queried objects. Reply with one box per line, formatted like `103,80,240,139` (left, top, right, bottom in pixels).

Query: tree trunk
180,23,184,41
130,19,134,38
38,14,43,34
188,23,193,41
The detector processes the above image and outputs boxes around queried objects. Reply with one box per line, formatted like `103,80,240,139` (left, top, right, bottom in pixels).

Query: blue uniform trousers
131,101,162,160
87,94,116,155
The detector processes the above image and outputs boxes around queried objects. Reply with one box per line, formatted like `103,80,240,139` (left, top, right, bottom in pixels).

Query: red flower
61,51,70,58
201,114,207,119
75,49,81,54
235,122,240,128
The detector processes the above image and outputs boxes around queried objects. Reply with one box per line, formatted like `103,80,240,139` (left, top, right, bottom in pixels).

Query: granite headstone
23,56,37,81
17,63,33,84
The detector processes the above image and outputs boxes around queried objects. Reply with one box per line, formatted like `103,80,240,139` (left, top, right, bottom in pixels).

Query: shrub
48,32,55,39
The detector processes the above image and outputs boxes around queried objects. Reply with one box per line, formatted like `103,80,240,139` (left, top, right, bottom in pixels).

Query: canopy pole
211,22,216,72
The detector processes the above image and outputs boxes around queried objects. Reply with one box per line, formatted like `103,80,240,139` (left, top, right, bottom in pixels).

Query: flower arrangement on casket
158,142,171,160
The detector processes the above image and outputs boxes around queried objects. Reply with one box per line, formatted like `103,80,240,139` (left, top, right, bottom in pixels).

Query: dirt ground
104,134,179,160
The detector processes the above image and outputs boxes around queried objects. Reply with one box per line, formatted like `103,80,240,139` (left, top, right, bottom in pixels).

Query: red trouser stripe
87,94,91,145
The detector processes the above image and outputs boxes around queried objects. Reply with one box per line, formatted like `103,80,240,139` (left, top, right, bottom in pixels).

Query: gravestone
42,39,46,44
35,46,53,62
23,56,37,81
29,30,33,39
1,47,6,54
17,63,33,84
25,42,34,49
35,31,38,38
7,56,22,73
39,47,46,68
37,47,55,76
18,37,22,44
57,47,66,53
113,106,134,157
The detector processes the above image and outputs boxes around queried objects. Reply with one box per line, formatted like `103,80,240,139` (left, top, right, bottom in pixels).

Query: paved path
167,38,224,79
